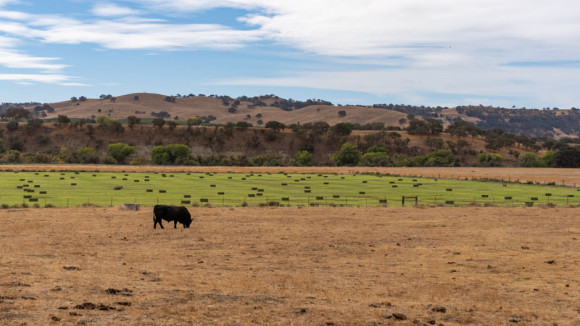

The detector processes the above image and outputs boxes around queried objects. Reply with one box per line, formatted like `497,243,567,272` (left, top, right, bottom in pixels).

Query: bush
107,143,135,164
331,144,361,166
518,152,539,167
360,151,391,166
6,120,18,131
294,150,313,166
330,122,353,136
478,153,503,167
72,147,100,164
420,149,458,166
151,144,190,165
250,153,283,166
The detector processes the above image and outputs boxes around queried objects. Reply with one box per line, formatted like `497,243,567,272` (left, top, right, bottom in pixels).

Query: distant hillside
5,93,579,138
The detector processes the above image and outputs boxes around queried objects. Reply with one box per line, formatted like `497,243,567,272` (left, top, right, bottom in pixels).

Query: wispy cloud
0,49,68,71
0,73,87,86
92,3,142,17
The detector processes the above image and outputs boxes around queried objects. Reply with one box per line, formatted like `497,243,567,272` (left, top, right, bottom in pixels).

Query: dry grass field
1,206,579,325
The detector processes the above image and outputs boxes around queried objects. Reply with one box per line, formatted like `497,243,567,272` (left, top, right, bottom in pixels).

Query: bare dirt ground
1,206,579,325
2,164,580,187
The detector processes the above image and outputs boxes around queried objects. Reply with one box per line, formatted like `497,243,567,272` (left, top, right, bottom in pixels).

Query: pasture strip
0,171,578,208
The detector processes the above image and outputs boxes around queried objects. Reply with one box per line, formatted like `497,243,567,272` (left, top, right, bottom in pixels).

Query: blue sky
1,0,579,108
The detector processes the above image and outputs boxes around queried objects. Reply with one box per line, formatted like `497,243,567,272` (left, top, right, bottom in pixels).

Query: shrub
330,122,353,136
332,144,361,166
72,147,100,164
6,120,18,131
360,151,391,166
478,153,503,167
294,150,313,166
151,144,190,165
250,153,283,166
107,143,135,164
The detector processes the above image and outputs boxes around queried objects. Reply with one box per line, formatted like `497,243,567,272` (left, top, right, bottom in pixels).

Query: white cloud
92,3,142,17
0,73,87,86
217,63,580,107
0,10,264,50
0,49,68,71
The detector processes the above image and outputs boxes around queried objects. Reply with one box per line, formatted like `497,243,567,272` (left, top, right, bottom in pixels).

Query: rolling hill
18,93,580,138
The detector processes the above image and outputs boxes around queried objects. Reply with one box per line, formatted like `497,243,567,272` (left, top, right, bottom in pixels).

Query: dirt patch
0,206,579,324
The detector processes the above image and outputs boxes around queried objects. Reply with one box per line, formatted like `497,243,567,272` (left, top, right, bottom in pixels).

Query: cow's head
184,213,193,228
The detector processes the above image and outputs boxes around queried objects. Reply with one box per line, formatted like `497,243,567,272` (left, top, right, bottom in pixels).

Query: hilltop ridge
1,92,579,138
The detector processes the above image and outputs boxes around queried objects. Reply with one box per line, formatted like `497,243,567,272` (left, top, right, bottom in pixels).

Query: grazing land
0,206,579,325
1,168,579,207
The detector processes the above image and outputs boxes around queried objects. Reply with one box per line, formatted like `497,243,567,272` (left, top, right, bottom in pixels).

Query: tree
420,149,458,166
338,110,347,117
518,152,539,167
294,150,313,166
151,144,190,165
425,119,443,134
330,122,353,136
79,96,87,101
265,121,285,132
407,119,430,135
127,116,140,129
235,121,252,129
167,121,177,131
72,147,100,164
187,117,202,127
71,97,78,102
424,137,444,150
360,146,390,166
25,119,43,134
153,118,166,128
107,143,136,164
478,153,503,167
446,120,482,138
6,120,18,131
331,143,361,166
554,147,580,168
57,115,71,127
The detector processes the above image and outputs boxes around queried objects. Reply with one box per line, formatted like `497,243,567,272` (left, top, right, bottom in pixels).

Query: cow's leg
159,220,164,229
174,221,178,228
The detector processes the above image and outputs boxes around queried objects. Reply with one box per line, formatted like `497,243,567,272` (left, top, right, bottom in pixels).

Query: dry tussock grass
1,206,579,325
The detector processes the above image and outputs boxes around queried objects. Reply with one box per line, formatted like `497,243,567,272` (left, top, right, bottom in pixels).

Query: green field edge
1,170,579,209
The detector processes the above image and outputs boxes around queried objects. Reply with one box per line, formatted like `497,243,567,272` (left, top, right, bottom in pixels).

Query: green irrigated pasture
0,171,578,208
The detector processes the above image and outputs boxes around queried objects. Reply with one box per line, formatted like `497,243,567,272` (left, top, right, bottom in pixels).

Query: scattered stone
69,312,82,316
50,315,61,321
450,269,458,273
428,320,436,325
369,302,392,308
392,312,407,320
115,302,131,306
432,306,447,313
51,286,62,291
57,307,68,310
104,288,133,296
452,252,461,255
63,266,81,271
295,308,308,315
544,260,556,265
74,302,116,311
521,246,530,250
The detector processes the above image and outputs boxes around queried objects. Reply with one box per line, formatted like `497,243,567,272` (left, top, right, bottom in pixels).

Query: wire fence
6,192,580,208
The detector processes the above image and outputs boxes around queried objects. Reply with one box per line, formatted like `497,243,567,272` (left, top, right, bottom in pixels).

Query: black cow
153,205,193,229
